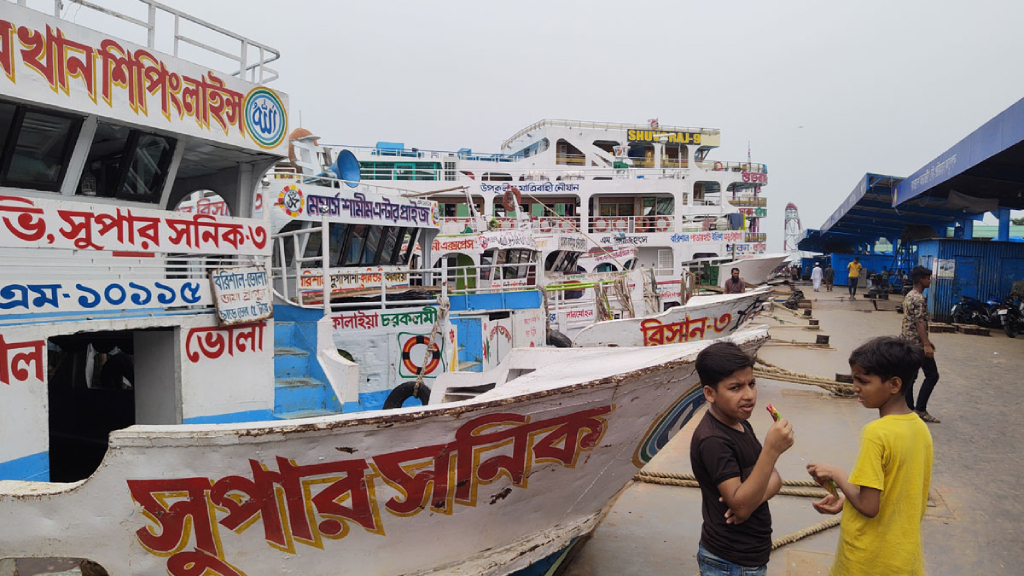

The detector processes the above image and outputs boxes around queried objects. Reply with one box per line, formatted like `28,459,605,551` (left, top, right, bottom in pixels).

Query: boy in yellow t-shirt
807,337,933,576
846,258,863,298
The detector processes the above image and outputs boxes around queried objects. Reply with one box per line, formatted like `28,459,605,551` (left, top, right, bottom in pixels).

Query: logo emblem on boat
278,185,304,217
244,87,287,149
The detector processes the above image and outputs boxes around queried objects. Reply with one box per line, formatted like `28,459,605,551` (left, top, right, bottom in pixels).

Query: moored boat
0,325,769,575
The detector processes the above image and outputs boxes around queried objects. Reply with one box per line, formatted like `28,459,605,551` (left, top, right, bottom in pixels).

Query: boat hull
572,287,772,347
0,328,767,575
718,253,790,287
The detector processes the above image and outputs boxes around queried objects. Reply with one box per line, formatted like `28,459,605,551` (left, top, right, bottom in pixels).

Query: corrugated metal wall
915,239,1024,322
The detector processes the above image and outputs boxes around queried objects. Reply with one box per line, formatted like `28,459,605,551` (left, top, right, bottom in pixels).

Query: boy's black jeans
906,356,939,412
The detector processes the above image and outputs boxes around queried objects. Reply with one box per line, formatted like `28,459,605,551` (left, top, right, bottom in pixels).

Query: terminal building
801,97,1024,322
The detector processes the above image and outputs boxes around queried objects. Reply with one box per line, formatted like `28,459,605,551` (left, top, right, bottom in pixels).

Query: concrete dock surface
564,289,1024,576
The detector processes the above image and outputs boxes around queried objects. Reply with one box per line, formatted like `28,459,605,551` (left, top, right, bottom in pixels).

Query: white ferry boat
0,3,772,575
326,118,772,308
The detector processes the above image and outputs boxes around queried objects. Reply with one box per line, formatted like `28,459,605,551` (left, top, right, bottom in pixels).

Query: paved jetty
565,289,1024,576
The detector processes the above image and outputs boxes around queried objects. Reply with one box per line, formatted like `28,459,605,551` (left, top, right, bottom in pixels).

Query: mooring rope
633,470,842,552
634,471,828,498
753,357,855,397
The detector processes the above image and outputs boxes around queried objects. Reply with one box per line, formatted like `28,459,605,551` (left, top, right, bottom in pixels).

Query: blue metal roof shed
894,95,1024,212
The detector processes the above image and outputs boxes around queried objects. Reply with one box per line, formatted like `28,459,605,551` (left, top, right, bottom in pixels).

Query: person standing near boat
824,264,835,291
690,342,794,575
846,258,863,298
900,266,941,423
811,263,823,292
724,268,746,294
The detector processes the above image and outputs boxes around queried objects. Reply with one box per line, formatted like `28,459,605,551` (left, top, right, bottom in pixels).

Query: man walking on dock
846,258,863,298
811,263,823,292
900,266,941,423
824,264,834,291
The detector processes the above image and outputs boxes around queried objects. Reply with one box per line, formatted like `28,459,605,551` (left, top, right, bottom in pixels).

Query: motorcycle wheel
1007,320,1018,338
952,310,969,325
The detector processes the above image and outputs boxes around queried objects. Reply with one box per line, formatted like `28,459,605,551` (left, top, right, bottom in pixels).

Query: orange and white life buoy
502,186,522,212
655,216,671,232
612,218,628,231
637,217,654,233
540,218,553,232
593,218,609,232
713,161,723,171
560,219,574,232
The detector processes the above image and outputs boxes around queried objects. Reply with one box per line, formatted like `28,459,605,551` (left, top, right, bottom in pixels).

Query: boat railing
501,119,722,151
355,164,700,183
588,215,675,235
30,0,281,84
272,225,540,314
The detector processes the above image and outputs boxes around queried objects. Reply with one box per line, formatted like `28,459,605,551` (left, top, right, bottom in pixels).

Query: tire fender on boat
383,381,432,409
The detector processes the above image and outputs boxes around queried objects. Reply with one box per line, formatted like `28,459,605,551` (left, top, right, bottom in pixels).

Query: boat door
46,329,177,482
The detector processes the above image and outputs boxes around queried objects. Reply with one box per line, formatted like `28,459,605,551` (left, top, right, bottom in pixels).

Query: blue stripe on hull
509,538,581,576
183,409,276,424
0,451,49,481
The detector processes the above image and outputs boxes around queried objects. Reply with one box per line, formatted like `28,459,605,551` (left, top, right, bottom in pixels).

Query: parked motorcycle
998,295,1024,338
950,295,1001,326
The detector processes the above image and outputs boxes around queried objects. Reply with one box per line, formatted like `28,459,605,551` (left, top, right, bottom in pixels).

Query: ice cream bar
766,404,781,422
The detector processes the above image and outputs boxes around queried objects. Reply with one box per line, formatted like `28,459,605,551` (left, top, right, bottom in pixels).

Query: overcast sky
54,0,1024,250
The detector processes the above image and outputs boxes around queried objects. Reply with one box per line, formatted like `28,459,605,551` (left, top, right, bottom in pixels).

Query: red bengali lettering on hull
127,405,613,574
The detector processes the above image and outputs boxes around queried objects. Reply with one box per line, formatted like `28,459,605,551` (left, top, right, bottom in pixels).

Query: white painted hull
572,287,772,347
0,328,768,575
718,253,790,287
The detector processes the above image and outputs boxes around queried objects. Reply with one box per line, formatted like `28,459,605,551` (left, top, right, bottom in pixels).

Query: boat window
400,229,419,265
363,225,383,264
480,249,494,280
386,226,408,265
494,249,508,279
0,105,82,192
545,250,565,273
377,226,399,264
327,223,348,265
0,102,15,158
121,133,175,201
75,121,175,202
344,225,369,266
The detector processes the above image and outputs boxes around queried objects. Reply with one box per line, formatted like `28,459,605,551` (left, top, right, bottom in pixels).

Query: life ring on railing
593,218,609,232
502,186,522,212
540,218,553,232
401,335,441,376
637,217,654,232
655,216,671,232
612,218,628,231
560,219,574,232
382,381,432,409
713,162,723,171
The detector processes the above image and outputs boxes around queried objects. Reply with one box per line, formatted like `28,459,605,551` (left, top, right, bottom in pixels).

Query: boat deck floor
564,288,1024,576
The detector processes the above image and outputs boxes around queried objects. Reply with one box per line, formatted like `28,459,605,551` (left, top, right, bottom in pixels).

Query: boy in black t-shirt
689,341,795,575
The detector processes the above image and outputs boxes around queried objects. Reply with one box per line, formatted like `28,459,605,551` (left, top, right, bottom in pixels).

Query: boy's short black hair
696,341,755,388
848,337,923,400
910,265,932,283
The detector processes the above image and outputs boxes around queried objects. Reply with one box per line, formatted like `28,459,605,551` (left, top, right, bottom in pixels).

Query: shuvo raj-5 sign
0,3,289,154
209,267,272,325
